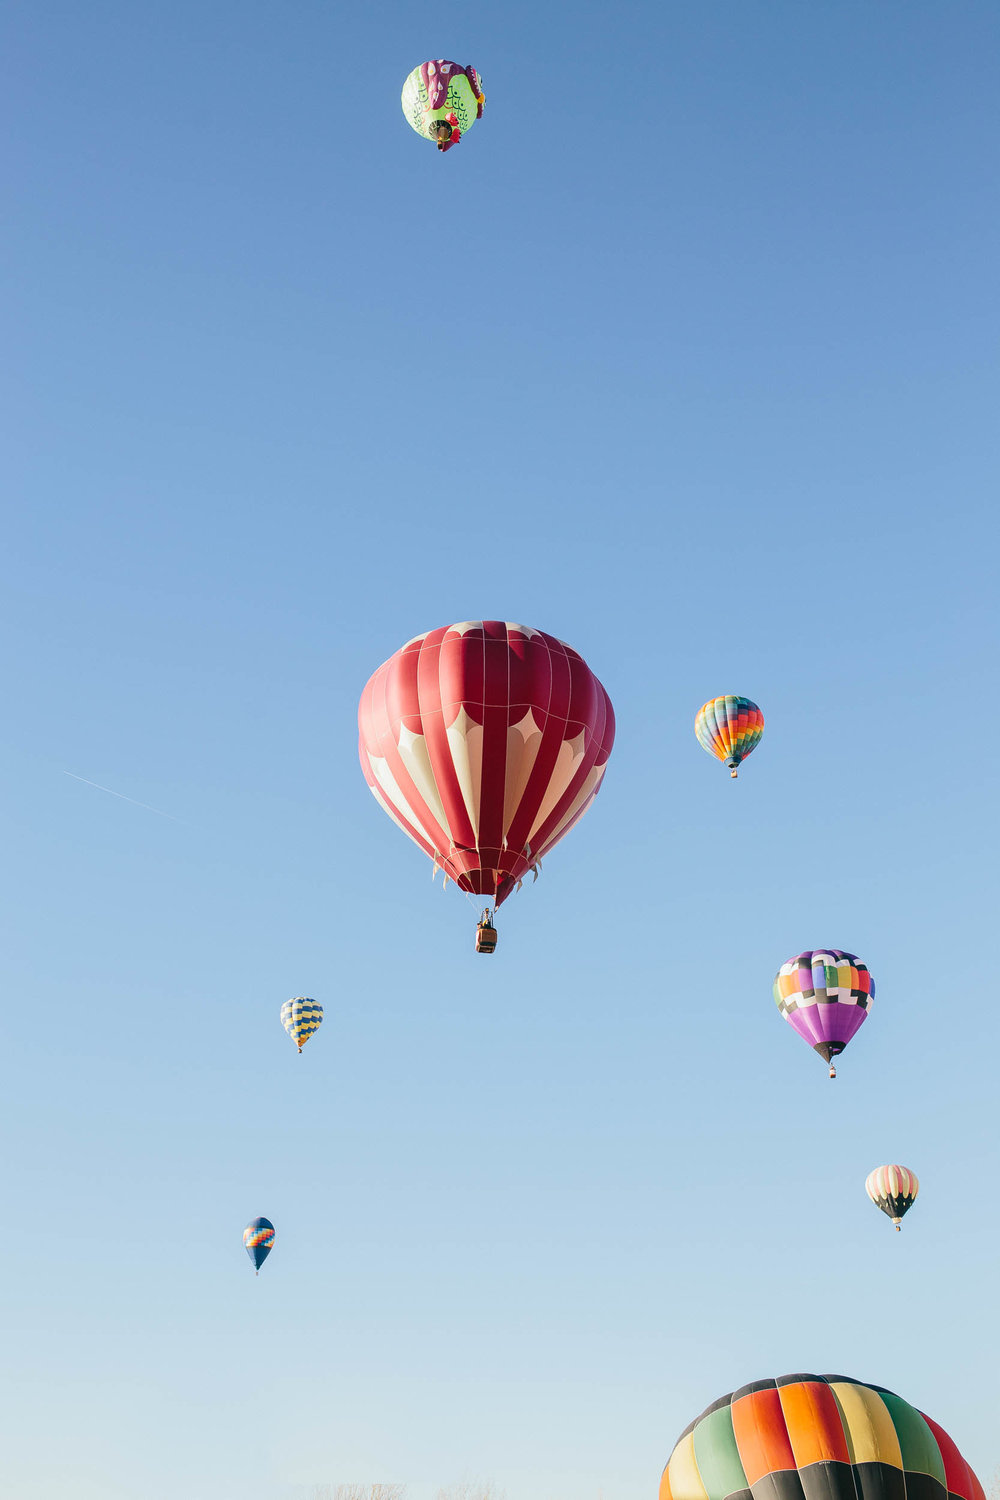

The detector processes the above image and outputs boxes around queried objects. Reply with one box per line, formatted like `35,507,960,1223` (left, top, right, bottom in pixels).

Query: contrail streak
63,771,184,822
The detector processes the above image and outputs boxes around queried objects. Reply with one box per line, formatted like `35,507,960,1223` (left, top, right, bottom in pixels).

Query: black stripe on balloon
733,1377,779,1399
812,1041,845,1061
819,1378,899,1400
852,1462,905,1500
796,1460,859,1500
901,1474,947,1500
750,1467,807,1500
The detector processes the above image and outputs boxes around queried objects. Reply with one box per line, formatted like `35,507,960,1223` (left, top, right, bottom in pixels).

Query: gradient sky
3,2,999,1497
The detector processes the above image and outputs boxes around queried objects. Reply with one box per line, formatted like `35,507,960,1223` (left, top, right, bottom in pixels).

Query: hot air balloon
695,695,763,778
401,61,484,151
866,1164,919,1230
773,949,873,1077
358,621,615,948
280,996,323,1054
660,1372,984,1500
243,1217,275,1275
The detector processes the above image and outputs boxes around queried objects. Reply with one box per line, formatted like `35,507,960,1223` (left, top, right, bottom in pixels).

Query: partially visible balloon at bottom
660,1372,984,1500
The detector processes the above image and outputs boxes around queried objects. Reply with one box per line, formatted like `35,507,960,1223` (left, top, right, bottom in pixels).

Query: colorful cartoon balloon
773,948,873,1077
660,1372,984,1500
695,695,763,778
401,61,484,152
243,1217,275,1275
358,621,615,910
280,996,323,1054
866,1164,919,1230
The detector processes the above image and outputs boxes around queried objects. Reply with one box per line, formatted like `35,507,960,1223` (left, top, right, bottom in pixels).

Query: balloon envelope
280,996,323,1053
243,1217,275,1272
401,61,484,143
358,621,614,907
866,1163,919,1227
661,1373,984,1500
694,696,763,774
773,949,873,1067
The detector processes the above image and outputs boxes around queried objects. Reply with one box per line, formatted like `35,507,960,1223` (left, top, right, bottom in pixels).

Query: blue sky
3,2,999,1496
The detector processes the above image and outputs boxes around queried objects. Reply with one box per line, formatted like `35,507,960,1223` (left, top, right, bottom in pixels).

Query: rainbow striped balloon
694,696,763,778
866,1163,919,1230
280,996,323,1054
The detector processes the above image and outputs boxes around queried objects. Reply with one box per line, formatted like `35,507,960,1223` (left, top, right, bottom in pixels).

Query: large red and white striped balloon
358,621,615,907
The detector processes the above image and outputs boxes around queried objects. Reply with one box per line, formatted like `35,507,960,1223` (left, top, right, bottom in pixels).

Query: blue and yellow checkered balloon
280,996,323,1054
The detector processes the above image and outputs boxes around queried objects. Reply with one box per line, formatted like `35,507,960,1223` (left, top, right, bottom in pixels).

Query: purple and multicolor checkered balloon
773,949,873,1078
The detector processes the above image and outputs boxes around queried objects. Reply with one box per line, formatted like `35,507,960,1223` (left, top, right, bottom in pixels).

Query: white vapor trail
63,771,184,822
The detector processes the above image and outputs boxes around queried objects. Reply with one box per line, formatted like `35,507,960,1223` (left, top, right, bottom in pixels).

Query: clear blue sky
3,2,999,1496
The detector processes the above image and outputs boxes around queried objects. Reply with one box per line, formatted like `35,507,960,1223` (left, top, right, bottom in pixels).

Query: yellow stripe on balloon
828,1382,903,1468
665,1430,711,1500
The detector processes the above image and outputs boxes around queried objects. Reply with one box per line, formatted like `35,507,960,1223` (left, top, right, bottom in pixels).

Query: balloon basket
475,918,498,954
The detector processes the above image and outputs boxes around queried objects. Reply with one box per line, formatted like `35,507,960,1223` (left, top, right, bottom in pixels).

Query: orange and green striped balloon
661,1373,983,1500
694,696,764,779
